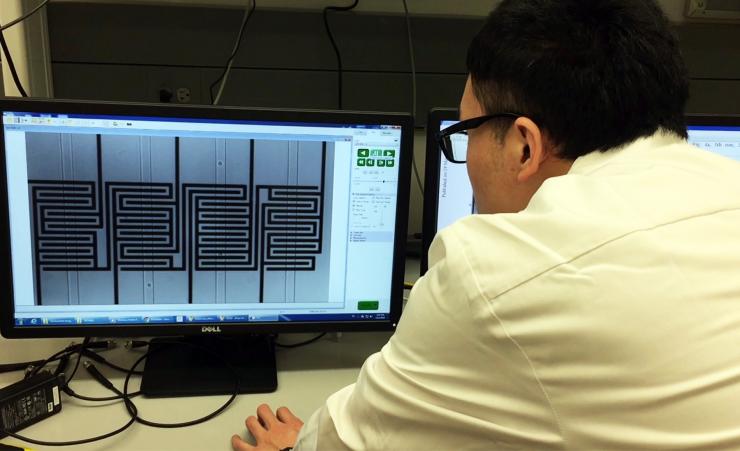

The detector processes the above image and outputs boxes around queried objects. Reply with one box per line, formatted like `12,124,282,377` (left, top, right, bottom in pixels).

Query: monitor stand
140,335,277,397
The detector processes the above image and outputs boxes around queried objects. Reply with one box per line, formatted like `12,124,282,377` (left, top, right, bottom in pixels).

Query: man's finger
231,434,256,451
276,406,304,427
245,415,267,440
256,403,278,428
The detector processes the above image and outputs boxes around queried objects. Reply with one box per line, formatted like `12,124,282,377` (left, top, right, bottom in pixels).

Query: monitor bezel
0,97,413,338
685,113,740,128
421,107,458,276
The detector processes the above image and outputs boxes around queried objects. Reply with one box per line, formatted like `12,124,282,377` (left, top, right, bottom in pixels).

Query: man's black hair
467,0,689,160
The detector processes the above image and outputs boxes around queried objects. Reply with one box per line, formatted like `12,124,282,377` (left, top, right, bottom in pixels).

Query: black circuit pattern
28,136,326,305
259,186,323,271
185,184,252,271
108,183,179,270
31,181,102,270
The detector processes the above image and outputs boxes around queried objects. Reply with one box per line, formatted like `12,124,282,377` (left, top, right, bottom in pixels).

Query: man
233,0,740,449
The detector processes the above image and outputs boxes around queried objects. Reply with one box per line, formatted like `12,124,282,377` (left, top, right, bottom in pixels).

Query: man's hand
231,404,304,451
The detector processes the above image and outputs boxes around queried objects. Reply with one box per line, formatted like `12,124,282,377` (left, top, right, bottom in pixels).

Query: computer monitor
0,98,413,395
685,114,740,160
420,110,740,274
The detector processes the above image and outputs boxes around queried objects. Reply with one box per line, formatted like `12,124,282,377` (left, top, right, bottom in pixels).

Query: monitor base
140,335,277,397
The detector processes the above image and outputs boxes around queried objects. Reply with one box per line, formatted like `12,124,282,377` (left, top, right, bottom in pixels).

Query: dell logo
201,326,222,333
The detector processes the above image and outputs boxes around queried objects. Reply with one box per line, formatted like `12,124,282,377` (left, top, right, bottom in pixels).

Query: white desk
0,332,392,451
0,261,420,451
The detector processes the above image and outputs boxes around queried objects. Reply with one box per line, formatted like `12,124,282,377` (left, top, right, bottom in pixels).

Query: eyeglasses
435,113,522,163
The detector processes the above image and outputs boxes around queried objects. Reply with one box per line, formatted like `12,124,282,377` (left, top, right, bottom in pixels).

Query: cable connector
23,365,37,380
64,339,115,352
83,361,116,392
61,384,75,396
87,339,116,350
124,340,149,350
53,354,70,378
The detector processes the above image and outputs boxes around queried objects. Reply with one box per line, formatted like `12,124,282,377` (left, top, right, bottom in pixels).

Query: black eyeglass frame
435,112,522,163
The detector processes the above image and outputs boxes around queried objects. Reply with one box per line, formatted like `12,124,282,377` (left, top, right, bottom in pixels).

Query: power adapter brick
0,371,63,439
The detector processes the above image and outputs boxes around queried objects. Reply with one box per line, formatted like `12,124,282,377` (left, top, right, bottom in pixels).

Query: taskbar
14,313,389,327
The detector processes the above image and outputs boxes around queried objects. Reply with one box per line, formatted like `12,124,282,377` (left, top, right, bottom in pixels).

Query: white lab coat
296,131,740,450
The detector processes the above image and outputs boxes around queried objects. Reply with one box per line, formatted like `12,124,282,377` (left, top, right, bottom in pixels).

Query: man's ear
514,117,547,183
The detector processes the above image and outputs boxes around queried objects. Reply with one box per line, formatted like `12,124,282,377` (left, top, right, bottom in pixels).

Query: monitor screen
421,110,740,274
0,99,412,338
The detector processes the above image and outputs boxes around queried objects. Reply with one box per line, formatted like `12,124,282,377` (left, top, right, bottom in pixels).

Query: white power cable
213,0,255,105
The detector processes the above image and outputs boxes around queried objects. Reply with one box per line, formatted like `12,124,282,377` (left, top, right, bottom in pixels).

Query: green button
383,149,396,157
357,158,366,166
371,149,383,156
385,159,395,167
358,148,369,157
377,159,386,167
366,159,375,167
358,300,379,310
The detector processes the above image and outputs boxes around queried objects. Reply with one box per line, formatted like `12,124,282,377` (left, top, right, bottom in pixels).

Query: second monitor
421,109,740,274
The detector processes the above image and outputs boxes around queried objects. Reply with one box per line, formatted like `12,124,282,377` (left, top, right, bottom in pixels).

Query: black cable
62,372,141,402
0,24,28,97
53,354,70,378
209,0,257,105
275,333,326,349
121,340,239,428
82,362,139,409
322,0,360,109
65,384,142,403
26,346,80,379
0,0,49,32
22,340,116,378
81,348,143,376
0,415,136,448
62,342,145,400
0,359,46,373
63,337,90,387
62,351,144,402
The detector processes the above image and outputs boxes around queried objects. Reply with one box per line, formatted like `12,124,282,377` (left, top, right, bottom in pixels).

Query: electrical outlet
159,88,173,103
176,87,191,103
